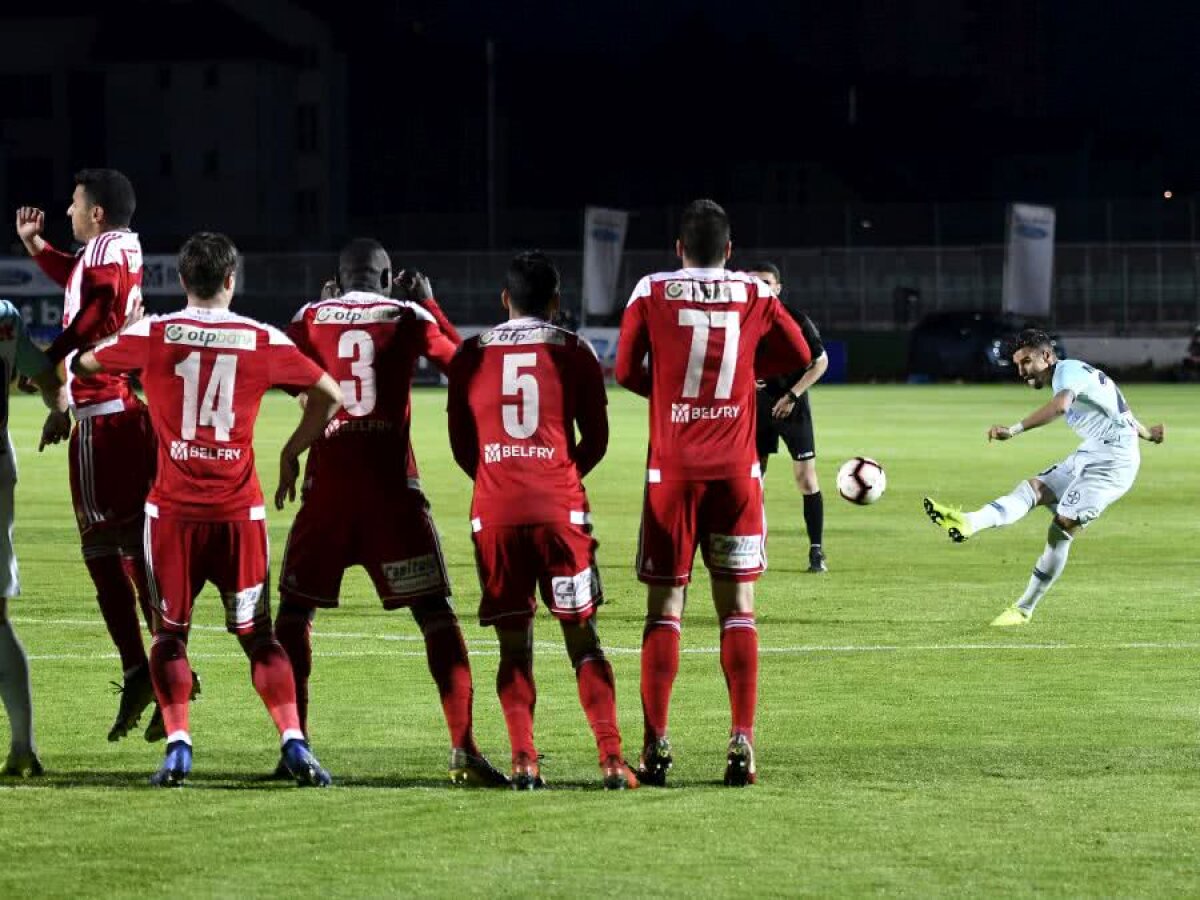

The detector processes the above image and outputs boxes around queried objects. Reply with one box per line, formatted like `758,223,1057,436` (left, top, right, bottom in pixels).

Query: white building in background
0,0,346,251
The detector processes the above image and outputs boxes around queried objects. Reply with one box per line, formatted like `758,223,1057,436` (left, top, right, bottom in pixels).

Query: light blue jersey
0,299,53,479
1051,357,1137,455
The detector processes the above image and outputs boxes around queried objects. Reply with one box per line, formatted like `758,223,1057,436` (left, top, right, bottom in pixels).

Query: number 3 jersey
447,318,608,528
92,307,325,520
615,267,812,481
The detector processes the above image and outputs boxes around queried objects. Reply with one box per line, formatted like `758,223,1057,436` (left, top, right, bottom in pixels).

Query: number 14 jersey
93,307,325,520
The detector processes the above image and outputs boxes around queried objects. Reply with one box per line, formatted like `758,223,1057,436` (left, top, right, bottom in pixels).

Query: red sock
576,653,622,761
418,613,477,754
719,613,758,742
496,649,536,762
640,615,681,745
86,555,148,674
239,632,301,738
121,553,156,635
274,607,313,736
149,632,192,737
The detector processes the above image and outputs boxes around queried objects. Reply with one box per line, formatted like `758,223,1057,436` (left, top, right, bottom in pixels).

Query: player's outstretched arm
275,374,343,509
987,389,1073,441
16,207,75,286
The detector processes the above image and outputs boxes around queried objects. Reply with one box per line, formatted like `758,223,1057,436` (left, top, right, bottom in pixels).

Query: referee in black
746,261,830,573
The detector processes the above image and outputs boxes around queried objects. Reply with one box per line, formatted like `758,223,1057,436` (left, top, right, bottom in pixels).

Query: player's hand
275,452,301,510
394,269,433,303
987,425,1014,442
320,278,340,300
1147,423,1165,444
772,395,796,419
15,207,44,243
38,409,71,452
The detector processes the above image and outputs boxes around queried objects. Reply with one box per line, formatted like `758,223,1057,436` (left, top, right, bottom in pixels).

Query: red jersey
447,318,608,528
35,232,144,412
286,291,458,482
615,267,811,482
92,307,325,521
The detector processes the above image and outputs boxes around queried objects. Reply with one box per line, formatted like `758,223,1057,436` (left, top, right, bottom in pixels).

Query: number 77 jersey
616,267,812,481
92,308,326,520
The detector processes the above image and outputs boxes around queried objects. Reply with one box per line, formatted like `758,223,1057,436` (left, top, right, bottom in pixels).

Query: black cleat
107,664,155,742
807,545,828,573
449,748,511,787
510,753,546,790
723,733,757,787
636,737,673,787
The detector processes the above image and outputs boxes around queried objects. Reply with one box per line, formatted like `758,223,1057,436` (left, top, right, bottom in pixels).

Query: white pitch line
12,618,1200,658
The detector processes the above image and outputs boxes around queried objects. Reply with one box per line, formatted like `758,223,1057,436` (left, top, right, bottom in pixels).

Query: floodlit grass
1,384,1197,897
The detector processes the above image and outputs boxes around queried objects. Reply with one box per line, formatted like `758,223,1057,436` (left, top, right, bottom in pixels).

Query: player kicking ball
924,329,1164,626
74,233,343,786
448,252,639,790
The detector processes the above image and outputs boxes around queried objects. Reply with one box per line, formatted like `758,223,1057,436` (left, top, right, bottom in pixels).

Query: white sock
965,481,1038,532
0,620,35,755
1016,522,1074,614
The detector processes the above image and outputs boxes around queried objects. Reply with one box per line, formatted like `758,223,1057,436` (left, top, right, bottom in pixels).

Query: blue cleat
149,740,192,787
282,738,331,787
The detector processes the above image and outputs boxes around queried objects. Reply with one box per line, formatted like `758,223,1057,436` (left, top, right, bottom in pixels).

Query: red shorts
280,484,450,610
70,404,156,537
636,476,766,585
144,514,270,635
472,521,602,626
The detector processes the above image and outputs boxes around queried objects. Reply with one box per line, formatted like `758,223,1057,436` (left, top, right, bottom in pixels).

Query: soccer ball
836,456,887,505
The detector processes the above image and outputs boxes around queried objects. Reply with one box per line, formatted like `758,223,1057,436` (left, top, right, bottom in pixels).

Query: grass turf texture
1,384,1197,897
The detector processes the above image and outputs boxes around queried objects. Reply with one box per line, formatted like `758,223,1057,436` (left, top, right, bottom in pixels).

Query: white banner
1001,203,1055,318
0,254,244,296
581,207,629,318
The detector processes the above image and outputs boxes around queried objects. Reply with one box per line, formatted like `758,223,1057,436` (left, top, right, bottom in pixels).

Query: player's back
621,267,804,481
62,230,144,410
449,318,604,527
1052,358,1138,453
118,308,307,520
289,291,438,473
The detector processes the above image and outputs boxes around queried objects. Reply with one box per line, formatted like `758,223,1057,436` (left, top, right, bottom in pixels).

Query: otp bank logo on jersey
313,305,398,325
671,403,741,424
164,324,256,351
482,443,556,464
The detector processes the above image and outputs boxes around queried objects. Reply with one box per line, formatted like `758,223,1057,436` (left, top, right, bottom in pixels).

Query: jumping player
15,171,162,742
74,232,342,787
276,238,505,786
448,251,638,790
924,329,1165,625
616,199,812,787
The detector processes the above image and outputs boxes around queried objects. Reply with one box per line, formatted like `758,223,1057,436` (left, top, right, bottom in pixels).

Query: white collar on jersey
679,266,727,278
496,316,551,328
182,305,235,318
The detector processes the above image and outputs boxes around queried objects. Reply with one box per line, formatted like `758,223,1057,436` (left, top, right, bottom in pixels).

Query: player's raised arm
987,389,1074,442
16,207,76,286
615,279,652,397
275,373,343,509
396,269,463,346
573,341,609,477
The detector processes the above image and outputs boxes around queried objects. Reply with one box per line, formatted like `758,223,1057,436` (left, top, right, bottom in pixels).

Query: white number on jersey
338,329,377,416
502,352,539,439
174,352,237,441
678,309,740,400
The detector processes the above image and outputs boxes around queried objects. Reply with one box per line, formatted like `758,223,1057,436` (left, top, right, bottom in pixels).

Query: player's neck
680,257,725,272
186,297,233,311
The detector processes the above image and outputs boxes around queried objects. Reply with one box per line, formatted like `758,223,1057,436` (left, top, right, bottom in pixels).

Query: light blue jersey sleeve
1051,358,1091,398
0,300,50,379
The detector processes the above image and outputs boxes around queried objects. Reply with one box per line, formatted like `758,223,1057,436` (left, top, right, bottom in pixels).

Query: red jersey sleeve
573,340,609,477
419,296,462,346
33,242,77,287
47,263,127,364
285,311,318,361
264,326,325,389
755,295,812,378
446,345,479,478
615,278,652,396
420,318,459,374
91,317,152,374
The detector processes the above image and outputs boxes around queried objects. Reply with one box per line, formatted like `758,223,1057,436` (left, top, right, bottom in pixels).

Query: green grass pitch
1,384,1197,897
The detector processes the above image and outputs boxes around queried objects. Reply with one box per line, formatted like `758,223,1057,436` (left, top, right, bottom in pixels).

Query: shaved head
338,237,391,294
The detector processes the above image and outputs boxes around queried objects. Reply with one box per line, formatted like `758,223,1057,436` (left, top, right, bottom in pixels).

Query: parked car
907,311,1066,382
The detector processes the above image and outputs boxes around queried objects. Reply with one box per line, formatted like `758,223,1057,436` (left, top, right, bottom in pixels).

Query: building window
160,153,173,177
296,104,319,153
203,149,219,177
204,65,219,89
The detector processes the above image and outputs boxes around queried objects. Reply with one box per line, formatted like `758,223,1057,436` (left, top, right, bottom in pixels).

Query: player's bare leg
0,597,41,777
561,618,638,790
794,460,827,573
495,624,542,789
638,583,684,786
410,598,504,786
712,578,758,786
994,513,1080,626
